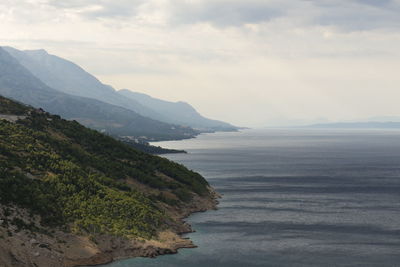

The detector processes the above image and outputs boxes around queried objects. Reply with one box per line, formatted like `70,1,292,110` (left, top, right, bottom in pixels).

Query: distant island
304,121,400,129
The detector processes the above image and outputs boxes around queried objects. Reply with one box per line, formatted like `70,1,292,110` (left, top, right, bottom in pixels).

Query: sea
105,128,400,267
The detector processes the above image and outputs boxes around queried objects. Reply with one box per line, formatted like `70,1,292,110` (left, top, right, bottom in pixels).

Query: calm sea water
107,129,400,267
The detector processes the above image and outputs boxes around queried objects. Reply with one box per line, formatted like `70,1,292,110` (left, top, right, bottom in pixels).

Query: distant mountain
2,46,165,121
118,89,238,131
306,121,400,129
364,116,400,123
0,47,197,140
3,46,236,132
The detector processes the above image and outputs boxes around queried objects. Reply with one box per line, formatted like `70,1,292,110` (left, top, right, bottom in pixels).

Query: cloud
352,0,394,8
42,0,285,25
166,0,400,31
45,0,148,19
167,0,284,27
2,0,400,126
310,0,400,31
4,0,400,31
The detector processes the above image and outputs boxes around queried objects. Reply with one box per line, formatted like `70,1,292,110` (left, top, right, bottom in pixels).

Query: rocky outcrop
0,189,220,267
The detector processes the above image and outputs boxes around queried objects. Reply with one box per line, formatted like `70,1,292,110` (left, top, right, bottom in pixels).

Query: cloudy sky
1,0,400,126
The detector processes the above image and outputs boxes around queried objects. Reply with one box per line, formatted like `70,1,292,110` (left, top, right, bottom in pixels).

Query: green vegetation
0,97,29,115
0,96,210,239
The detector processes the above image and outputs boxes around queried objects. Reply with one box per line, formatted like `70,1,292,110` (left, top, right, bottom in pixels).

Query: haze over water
108,129,400,267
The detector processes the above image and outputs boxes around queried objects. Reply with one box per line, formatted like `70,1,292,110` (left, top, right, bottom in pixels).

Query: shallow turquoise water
105,129,400,267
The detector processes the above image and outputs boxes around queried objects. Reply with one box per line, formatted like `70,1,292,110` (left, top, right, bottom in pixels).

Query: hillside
118,89,238,132
3,46,237,132
0,47,198,141
0,96,218,267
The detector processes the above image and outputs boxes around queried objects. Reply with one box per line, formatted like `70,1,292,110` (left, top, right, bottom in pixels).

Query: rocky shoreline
0,188,220,267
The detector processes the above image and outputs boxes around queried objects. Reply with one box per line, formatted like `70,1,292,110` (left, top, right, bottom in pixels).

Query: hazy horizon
2,0,400,127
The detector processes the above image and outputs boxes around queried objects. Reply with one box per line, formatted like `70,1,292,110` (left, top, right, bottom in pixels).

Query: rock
30,239,39,245
39,243,51,250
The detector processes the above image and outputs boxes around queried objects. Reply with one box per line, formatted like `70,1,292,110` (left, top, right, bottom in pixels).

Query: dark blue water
107,129,400,267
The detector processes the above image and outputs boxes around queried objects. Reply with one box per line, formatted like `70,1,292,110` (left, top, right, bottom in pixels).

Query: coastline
125,128,243,155
0,187,220,267
0,111,225,267
94,187,221,267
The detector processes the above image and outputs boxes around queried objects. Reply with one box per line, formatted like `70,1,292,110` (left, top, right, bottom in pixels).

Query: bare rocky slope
0,191,219,267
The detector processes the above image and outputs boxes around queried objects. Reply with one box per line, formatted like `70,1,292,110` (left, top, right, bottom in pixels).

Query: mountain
2,46,165,121
363,116,400,123
0,47,197,141
118,89,238,131
0,95,217,267
305,121,400,129
3,46,237,132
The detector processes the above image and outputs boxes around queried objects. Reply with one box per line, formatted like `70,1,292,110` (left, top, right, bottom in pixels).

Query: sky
1,0,400,127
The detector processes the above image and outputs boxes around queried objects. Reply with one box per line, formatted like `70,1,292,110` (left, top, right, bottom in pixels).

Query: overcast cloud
1,0,400,126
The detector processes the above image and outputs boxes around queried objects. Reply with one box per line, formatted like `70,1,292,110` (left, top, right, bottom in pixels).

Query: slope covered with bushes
0,96,210,239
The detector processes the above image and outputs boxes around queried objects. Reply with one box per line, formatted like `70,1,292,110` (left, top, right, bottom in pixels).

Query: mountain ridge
2,46,164,120
3,46,237,132
0,47,197,141
118,89,238,131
